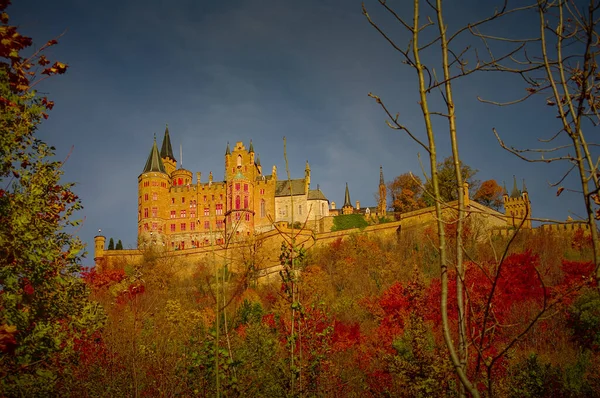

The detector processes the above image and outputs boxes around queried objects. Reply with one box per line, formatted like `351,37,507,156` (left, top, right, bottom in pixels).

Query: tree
387,173,427,213
423,156,479,206
116,239,123,250
474,179,504,210
108,237,115,250
0,3,104,394
481,0,600,286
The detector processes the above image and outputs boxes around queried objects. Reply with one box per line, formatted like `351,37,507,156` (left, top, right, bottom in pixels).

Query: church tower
378,166,387,216
503,176,532,229
342,183,354,215
138,136,170,242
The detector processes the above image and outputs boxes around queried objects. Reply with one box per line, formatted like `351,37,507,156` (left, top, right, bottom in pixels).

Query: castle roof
510,175,521,198
143,138,167,174
308,189,328,201
160,125,175,161
343,182,352,207
275,179,305,196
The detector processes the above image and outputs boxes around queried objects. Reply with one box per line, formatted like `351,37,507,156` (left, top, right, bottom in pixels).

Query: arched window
235,195,240,210
244,196,248,209
237,155,242,167
260,200,266,218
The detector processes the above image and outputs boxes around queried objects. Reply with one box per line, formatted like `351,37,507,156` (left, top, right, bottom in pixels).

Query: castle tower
342,183,354,215
225,141,257,239
378,166,387,216
138,137,171,244
304,160,311,195
160,125,177,176
503,175,532,229
94,234,105,269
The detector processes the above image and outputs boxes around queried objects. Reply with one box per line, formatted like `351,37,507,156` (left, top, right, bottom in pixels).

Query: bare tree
477,0,600,286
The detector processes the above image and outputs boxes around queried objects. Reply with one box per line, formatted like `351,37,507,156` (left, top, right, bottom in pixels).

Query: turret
304,160,311,194
94,234,105,269
503,175,532,229
138,137,170,244
342,183,353,215
378,166,387,215
160,125,176,175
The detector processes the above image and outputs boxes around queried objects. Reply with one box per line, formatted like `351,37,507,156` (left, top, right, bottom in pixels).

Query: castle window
260,189,265,195
237,155,242,167
217,220,224,229
245,213,250,221
182,197,185,204
170,210,176,219
235,212,241,221
204,195,207,202
144,223,148,231
212,195,215,200
235,196,240,210
204,208,209,216
204,221,210,229
171,198,175,204
216,204,223,215
181,223,186,231
190,209,196,218
152,192,158,201
244,196,248,209
298,204,302,216
144,208,148,218
178,178,183,185
170,224,176,232
190,222,196,231
152,222,157,230
260,200,265,218
220,194,223,200
181,210,186,218
235,183,240,191
144,194,148,201
244,184,248,192
152,207,158,217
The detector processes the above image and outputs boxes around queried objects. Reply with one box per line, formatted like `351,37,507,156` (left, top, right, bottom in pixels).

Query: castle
137,127,331,250
93,125,590,271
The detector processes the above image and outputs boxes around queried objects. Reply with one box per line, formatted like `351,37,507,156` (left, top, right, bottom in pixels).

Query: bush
331,214,369,231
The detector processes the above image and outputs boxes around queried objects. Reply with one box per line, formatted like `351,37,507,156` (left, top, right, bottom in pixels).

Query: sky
8,0,593,264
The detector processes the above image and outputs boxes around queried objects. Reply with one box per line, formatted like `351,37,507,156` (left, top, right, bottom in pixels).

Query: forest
1,0,600,396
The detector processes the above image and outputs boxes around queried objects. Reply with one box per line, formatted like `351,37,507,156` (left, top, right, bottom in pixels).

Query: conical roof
249,140,254,153
160,125,175,161
143,137,166,174
225,142,231,155
510,175,521,198
343,182,352,207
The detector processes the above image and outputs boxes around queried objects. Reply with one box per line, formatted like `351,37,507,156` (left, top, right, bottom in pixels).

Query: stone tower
342,182,354,215
138,136,171,242
225,141,258,238
378,166,387,216
503,176,532,229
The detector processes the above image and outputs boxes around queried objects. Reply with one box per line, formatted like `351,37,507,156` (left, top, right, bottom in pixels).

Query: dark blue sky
9,0,589,263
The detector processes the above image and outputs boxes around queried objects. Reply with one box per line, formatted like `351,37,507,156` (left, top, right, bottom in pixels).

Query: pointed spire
503,181,508,196
160,124,175,161
343,182,352,207
225,142,231,155
256,154,261,167
305,160,310,171
143,137,166,174
379,165,384,185
522,178,528,193
249,140,254,153
510,175,520,198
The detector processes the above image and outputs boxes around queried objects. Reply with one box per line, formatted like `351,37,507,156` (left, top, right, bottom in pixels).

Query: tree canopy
387,173,427,213
423,156,479,206
0,3,104,394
